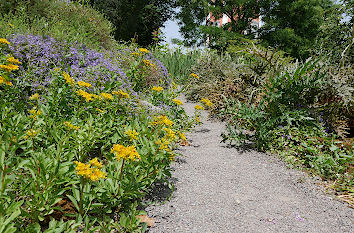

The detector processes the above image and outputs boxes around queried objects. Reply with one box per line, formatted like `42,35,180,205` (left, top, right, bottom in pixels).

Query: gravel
145,96,353,233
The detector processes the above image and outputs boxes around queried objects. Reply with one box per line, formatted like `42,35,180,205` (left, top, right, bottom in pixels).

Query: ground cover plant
0,34,202,232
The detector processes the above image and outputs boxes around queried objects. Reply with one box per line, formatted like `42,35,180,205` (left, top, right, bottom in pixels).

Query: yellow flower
74,160,106,181
25,129,40,139
0,64,19,72
77,89,93,102
194,105,204,110
96,108,104,113
112,89,130,99
29,93,40,100
152,86,163,92
151,115,174,127
7,57,21,64
89,158,102,169
100,93,113,100
178,132,187,141
77,81,92,88
62,72,75,85
172,98,183,105
8,23,14,28
125,129,139,141
0,38,10,45
196,117,201,123
168,154,175,161
139,48,150,53
131,52,141,56
190,73,200,79
29,108,42,119
201,98,212,107
156,138,170,150
0,76,13,86
143,59,157,69
111,144,141,161
64,121,80,130
163,127,177,140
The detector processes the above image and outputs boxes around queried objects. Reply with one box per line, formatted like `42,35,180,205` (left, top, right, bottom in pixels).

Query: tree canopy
89,0,176,46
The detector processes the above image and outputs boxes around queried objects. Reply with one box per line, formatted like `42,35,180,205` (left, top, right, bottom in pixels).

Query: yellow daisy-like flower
139,48,150,54
29,93,40,100
163,127,177,141
7,57,21,64
131,52,141,56
143,59,157,69
8,23,14,28
111,144,141,161
125,129,139,141
29,108,42,119
64,121,80,130
96,108,104,113
0,76,13,86
156,138,170,151
112,89,130,99
0,38,10,45
0,64,19,72
74,159,106,181
62,72,75,85
77,81,92,88
194,105,204,110
151,115,174,127
152,86,163,92
172,98,183,105
77,89,93,102
100,93,113,100
190,73,200,79
201,98,212,107
89,157,102,169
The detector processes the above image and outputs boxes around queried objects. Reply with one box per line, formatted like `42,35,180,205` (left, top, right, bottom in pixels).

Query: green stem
79,178,85,216
116,159,125,196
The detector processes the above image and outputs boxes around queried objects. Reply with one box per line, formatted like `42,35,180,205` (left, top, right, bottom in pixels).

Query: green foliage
152,45,201,84
89,0,176,46
0,0,115,49
260,0,334,59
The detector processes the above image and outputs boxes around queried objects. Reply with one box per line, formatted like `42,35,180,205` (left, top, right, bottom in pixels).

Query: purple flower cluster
7,34,132,91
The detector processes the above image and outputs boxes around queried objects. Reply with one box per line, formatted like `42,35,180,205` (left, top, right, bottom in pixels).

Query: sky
161,20,183,47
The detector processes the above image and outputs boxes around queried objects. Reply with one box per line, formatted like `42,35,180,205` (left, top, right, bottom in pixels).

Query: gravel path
146,97,353,233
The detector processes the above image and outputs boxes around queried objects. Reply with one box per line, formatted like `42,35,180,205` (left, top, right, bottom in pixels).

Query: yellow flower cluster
77,81,92,88
151,115,174,127
201,98,212,107
0,38,10,45
156,138,171,151
125,129,139,141
194,105,204,110
62,72,75,85
29,93,40,100
178,132,187,141
29,108,42,119
190,73,200,79
112,89,130,99
7,57,21,64
0,76,13,86
77,89,93,102
163,127,177,141
100,93,113,100
143,59,157,69
64,121,80,130
74,158,106,181
24,129,40,139
152,86,163,92
111,144,141,161
131,52,141,56
0,64,19,72
139,48,150,54
172,98,183,105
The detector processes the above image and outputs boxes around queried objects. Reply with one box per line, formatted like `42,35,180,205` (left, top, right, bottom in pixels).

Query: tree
260,0,334,59
176,0,269,48
89,0,176,46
